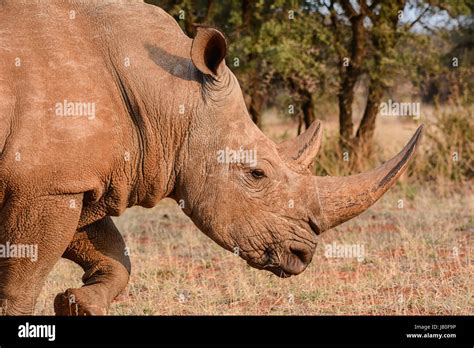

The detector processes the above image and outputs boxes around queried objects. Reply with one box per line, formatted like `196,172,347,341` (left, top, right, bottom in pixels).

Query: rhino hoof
54,288,107,316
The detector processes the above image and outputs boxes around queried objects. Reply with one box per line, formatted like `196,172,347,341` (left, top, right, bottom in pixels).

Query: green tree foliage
148,0,472,170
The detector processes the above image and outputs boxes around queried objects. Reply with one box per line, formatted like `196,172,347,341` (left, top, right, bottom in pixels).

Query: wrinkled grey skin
0,1,422,315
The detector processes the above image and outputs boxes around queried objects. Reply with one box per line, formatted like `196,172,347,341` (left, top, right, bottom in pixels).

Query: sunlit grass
36,185,472,315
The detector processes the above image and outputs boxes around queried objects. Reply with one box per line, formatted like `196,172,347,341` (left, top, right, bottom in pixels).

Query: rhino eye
251,169,266,179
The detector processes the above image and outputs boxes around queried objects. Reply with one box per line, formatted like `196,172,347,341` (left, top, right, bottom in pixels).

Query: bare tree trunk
297,116,303,135
286,76,314,133
249,95,263,128
352,0,405,164
241,0,252,29
336,1,366,150
302,90,315,129
244,86,264,129
202,0,214,23
354,80,384,157
240,0,265,129
181,0,213,36
338,78,356,147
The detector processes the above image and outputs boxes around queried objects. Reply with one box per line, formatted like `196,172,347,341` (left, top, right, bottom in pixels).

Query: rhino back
0,1,192,206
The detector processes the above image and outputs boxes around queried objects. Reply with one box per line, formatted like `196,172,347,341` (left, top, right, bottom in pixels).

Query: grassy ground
35,185,472,315
35,110,473,315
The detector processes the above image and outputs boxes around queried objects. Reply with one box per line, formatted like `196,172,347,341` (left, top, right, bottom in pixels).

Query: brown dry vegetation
35,108,473,315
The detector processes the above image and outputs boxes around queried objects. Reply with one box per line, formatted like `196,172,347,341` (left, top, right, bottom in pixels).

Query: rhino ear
191,27,227,78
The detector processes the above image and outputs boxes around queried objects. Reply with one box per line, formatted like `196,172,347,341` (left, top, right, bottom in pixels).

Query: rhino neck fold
107,60,195,210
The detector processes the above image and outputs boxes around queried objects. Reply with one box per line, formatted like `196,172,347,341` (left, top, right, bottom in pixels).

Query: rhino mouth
246,247,309,278
246,260,304,278
265,265,297,278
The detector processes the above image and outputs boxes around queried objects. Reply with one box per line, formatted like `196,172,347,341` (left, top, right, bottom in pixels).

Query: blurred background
150,0,473,183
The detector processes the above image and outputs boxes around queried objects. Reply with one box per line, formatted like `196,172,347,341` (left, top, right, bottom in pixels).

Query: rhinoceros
0,1,423,315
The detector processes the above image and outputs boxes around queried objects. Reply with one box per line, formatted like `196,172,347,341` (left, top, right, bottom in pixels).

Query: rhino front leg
54,216,131,315
0,193,83,315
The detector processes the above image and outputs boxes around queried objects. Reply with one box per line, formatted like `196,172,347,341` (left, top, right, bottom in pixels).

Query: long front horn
278,120,323,170
314,125,424,231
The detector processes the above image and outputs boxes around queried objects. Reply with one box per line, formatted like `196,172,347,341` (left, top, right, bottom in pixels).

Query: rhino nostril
289,246,312,265
308,218,321,235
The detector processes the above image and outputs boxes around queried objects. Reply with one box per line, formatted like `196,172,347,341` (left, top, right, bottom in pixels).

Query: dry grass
35,185,473,315
34,111,473,315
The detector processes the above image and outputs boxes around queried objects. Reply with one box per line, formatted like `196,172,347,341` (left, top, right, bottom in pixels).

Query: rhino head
173,27,423,278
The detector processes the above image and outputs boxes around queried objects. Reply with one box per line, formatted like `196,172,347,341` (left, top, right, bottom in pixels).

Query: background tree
147,0,472,171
